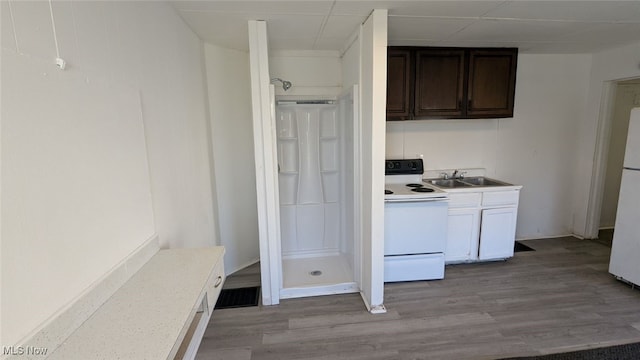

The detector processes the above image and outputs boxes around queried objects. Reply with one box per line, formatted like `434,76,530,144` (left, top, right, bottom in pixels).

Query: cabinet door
478,207,517,260
414,49,465,118
467,49,517,118
446,208,481,263
386,49,412,120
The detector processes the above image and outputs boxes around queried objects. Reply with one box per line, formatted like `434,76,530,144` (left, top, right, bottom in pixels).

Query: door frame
339,85,362,287
585,77,640,239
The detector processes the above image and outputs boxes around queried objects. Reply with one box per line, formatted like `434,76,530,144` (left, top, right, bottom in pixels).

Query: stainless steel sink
426,176,512,188
427,179,472,188
459,177,510,187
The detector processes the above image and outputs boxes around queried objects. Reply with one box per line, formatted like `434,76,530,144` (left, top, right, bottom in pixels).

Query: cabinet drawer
448,193,482,208
482,190,519,207
205,259,226,311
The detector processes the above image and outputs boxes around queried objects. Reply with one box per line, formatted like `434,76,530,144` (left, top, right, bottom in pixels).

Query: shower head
271,77,292,91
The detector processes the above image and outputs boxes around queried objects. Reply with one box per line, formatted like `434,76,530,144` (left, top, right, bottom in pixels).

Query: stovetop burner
384,159,447,200
411,187,434,193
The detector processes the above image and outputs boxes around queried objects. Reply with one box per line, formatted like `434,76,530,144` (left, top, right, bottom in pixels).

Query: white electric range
384,159,449,282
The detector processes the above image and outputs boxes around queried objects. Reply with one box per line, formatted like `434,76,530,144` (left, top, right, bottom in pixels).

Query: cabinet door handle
214,276,223,288
468,99,473,109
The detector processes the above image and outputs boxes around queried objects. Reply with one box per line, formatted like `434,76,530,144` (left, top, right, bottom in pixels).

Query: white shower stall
276,88,360,299
248,19,387,308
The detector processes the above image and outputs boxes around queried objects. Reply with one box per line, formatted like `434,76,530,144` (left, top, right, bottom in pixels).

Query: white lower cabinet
445,189,520,263
445,193,482,263
445,208,480,263
478,206,518,260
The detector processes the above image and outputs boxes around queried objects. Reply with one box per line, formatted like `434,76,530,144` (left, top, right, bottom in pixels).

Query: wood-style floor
196,237,640,360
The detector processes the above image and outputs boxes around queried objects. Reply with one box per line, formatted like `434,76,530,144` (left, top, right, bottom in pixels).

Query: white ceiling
171,1,640,54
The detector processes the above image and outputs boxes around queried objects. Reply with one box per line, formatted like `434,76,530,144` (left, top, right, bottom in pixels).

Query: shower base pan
280,254,359,299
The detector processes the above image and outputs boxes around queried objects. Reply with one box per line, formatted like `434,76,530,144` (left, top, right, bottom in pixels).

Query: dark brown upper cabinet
386,47,518,120
386,49,412,119
414,49,466,118
466,49,517,118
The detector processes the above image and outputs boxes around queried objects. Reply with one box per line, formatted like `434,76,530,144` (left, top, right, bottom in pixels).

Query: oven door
384,199,448,255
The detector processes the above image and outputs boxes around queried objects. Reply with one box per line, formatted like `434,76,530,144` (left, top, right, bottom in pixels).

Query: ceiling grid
171,1,640,53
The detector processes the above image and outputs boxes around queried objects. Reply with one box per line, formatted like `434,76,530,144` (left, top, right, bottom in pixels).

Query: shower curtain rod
277,100,336,105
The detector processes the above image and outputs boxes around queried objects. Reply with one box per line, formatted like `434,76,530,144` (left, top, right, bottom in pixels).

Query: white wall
204,43,260,275
574,41,640,237
386,54,592,239
600,82,640,228
269,50,342,98
1,1,214,346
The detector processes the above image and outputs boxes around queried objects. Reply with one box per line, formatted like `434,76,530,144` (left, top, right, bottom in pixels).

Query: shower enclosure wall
276,89,359,299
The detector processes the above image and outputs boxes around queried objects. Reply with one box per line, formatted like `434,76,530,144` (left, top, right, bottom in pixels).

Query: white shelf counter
46,247,225,360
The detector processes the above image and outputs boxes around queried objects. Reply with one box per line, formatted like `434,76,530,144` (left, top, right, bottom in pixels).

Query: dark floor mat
498,341,640,360
215,286,260,309
514,241,535,252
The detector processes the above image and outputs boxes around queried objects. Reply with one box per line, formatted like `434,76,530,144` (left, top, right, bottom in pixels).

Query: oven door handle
384,198,449,203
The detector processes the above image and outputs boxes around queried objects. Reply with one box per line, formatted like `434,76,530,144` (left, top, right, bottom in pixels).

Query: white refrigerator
609,107,640,286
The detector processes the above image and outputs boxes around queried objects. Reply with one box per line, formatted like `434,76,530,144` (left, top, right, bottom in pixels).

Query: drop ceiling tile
178,12,324,50
388,1,505,17
388,16,476,41
319,15,366,39
449,19,600,42
333,1,503,17
178,11,249,51
483,1,640,22
174,0,640,53
265,14,325,40
331,1,398,16
516,41,621,54
171,1,333,15
558,22,640,44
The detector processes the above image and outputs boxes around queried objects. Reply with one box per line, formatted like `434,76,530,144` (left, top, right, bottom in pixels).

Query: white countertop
46,247,224,360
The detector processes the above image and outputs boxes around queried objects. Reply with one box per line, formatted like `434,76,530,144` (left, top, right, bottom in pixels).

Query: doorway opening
590,77,640,242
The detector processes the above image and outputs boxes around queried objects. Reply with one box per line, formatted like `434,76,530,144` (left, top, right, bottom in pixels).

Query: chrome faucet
440,172,450,180
450,170,468,179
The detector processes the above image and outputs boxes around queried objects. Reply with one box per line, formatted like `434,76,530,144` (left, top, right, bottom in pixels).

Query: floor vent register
514,241,535,252
215,286,260,309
